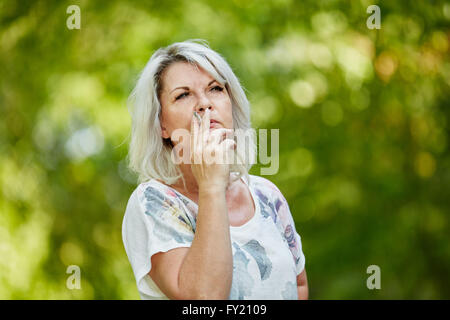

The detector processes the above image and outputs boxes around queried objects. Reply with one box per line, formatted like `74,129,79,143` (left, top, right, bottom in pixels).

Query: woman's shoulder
248,175,289,214
126,179,194,222
249,174,285,197
123,180,196,237
128,179,180,209
138,179,178,195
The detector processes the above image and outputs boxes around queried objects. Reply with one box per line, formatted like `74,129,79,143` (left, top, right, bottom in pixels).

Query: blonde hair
126,39,255,186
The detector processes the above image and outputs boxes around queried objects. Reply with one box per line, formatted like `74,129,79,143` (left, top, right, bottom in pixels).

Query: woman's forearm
297,284,309,300
177,185,233,299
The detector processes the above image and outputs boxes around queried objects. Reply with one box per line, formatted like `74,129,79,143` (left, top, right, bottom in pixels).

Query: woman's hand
190,108,235,192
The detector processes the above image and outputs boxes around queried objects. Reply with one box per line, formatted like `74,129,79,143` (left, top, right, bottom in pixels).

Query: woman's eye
211,86,224,92
175,92,189,100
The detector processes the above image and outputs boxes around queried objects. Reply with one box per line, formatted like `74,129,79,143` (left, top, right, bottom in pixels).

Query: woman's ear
159,112,170,139
161,125,170,139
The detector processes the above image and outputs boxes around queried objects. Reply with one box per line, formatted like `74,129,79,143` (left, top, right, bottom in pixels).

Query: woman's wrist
198,182,227,195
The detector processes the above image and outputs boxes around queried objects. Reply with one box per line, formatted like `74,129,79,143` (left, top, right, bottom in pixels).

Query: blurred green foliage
1,0,449,299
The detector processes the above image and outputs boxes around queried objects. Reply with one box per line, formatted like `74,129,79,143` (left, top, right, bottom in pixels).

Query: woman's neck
172,164,240,196
173,164,199,194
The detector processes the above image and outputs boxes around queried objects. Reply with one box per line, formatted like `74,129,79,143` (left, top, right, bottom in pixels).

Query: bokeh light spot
290,80,316,108
414,151,436,178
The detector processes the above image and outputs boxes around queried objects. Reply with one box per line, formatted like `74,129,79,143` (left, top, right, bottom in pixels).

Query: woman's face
159,61,233,143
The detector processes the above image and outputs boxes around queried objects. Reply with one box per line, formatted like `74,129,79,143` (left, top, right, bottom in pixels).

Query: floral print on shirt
131,175,304,300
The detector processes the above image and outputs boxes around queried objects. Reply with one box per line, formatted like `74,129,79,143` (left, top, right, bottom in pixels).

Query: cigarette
193,111,202,122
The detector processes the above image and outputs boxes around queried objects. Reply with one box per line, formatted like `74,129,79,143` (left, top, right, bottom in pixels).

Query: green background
1,0,449,299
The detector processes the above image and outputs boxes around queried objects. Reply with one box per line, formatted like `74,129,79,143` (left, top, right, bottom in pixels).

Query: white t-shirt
122,174,306,300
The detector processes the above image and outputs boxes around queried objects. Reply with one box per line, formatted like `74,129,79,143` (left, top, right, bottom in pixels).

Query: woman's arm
149,185,232,299
297,269,309,300
177,184,233,299
149,109,235,300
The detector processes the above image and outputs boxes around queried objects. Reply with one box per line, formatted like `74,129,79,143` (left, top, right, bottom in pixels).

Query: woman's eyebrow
170,80,218,94
170,86,189,94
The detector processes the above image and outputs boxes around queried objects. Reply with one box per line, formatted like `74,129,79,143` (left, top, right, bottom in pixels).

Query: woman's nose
195,104,212,115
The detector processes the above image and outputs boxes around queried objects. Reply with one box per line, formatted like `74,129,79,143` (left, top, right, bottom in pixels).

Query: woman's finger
217,138,237,165
205,128,234,163
201,108,211,148
191,112,200,164
207,128,234,145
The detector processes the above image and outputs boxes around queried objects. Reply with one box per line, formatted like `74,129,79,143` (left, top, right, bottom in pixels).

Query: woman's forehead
163,62,215,88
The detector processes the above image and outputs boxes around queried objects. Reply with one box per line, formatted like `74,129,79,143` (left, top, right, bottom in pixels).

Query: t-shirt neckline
149,176,261,230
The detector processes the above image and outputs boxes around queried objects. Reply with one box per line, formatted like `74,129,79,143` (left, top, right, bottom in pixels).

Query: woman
122,39,308,300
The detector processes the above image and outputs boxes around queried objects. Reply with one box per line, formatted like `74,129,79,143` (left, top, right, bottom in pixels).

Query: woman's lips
209,121,221,129
209,119,220,128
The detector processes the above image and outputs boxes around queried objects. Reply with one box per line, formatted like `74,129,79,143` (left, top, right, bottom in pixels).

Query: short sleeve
122,184,195,299
276,192,306,275
261,178,306,275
